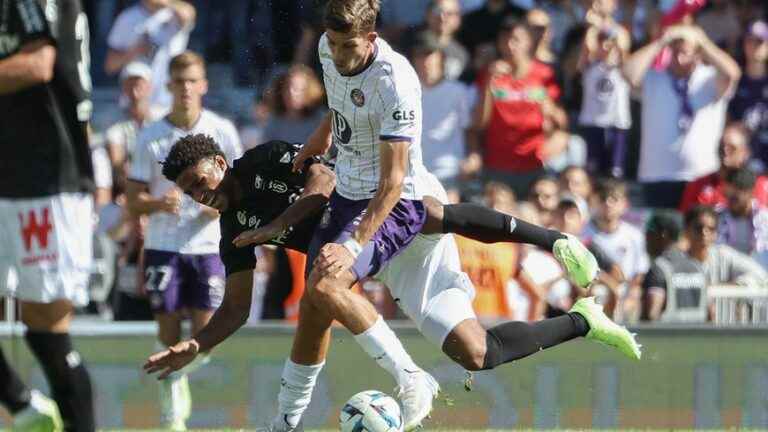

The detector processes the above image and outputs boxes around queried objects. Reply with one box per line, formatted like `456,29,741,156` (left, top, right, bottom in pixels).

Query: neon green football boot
553,234,600,288
570,297,642,360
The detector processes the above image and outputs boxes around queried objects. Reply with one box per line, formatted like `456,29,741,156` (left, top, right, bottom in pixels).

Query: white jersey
584,221,650,280
638,65,727,182
578,61,632,129
129,110,243,254
319,34,429,201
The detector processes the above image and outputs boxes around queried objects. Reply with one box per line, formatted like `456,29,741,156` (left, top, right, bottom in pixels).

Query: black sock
25,332,95,432
482,313,590,370
0,347,31,414
443,203,566,249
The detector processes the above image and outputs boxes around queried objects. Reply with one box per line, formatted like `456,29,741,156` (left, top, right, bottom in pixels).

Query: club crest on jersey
350,88,365,107
279,152,292,163
237,211,247,225
331,109,351,144
254,175,263,190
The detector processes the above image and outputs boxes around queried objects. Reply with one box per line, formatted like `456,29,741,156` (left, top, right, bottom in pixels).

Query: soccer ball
339,390,403,432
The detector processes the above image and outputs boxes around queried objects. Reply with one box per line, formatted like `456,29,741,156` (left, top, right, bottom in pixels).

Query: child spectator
584,178,649,322
578,0,632,178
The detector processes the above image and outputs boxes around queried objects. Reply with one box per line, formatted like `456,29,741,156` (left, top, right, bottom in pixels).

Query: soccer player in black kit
0,0,95,430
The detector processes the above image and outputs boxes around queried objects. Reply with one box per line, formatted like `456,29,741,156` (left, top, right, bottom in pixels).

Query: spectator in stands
412,32,471,195
584,178,649,322
624,25,742,208
105,0,196,115
528,175,560,228
684,205,768,287
559,165,592,202
728,20,768,171
679,123,768,213
718,168,768,257
577,2,632,178
555,194,623,316
105,62,155,186
402,0,469,80
457,0,526,80
126,51,242,429
464,17,569,198
262,65,326,145
483,181,516,213
642,210,708,322
526,8,555,65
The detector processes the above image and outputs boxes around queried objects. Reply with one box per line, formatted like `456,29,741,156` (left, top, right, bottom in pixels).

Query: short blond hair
169,50,206,76
324,0,380,34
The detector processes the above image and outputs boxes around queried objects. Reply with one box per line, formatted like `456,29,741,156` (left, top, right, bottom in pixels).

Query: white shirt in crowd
638,64,728,182
578,61,632,130
108,5,192,112
584,221,650,281
318,34,429,201
129,110,242,254
421,80,471,184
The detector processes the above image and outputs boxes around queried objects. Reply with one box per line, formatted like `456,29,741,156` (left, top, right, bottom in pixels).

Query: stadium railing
709,284,768,325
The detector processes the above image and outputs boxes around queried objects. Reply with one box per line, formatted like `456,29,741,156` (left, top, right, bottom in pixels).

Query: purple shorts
143,250,225,314
307,191,426,281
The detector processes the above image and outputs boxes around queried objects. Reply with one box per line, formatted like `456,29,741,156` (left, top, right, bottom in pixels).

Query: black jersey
219,140,325,276
0,0,94,198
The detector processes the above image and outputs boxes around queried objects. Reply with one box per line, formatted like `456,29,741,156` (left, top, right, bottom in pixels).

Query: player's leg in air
422,197,599,288
146,252,223,430
0,195,96,432
383,177,641,376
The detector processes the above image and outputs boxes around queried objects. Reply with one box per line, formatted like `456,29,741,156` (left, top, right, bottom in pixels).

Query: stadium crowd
69,0,768,325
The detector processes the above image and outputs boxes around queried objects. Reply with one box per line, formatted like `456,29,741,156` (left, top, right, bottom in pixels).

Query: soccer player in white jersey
270,2,637,431
126,51,242,430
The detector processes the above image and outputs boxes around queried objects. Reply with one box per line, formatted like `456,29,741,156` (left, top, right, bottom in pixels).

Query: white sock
353,315,420,386
273,359,325,430
156,342,189,421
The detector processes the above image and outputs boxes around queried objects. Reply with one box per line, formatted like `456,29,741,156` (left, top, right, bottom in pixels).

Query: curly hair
161,134,225,181
324,0,380,34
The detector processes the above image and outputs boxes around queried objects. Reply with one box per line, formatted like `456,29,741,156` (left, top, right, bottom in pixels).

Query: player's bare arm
0,39,55,94
144,269,253,379
125,180,181,216
293,113,333,172
234,163,335,247
315,139,409,278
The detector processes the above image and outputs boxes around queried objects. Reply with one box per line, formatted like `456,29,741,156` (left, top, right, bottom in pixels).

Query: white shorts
0,193,93,306
375,172,477,347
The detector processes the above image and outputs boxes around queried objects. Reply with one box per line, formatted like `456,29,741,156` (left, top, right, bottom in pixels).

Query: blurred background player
0,0,96,430
125,50,242,430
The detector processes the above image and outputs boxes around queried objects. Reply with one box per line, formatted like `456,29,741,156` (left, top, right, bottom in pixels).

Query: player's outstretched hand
233,223,285,247
315,242,355,279
143,339,200,380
